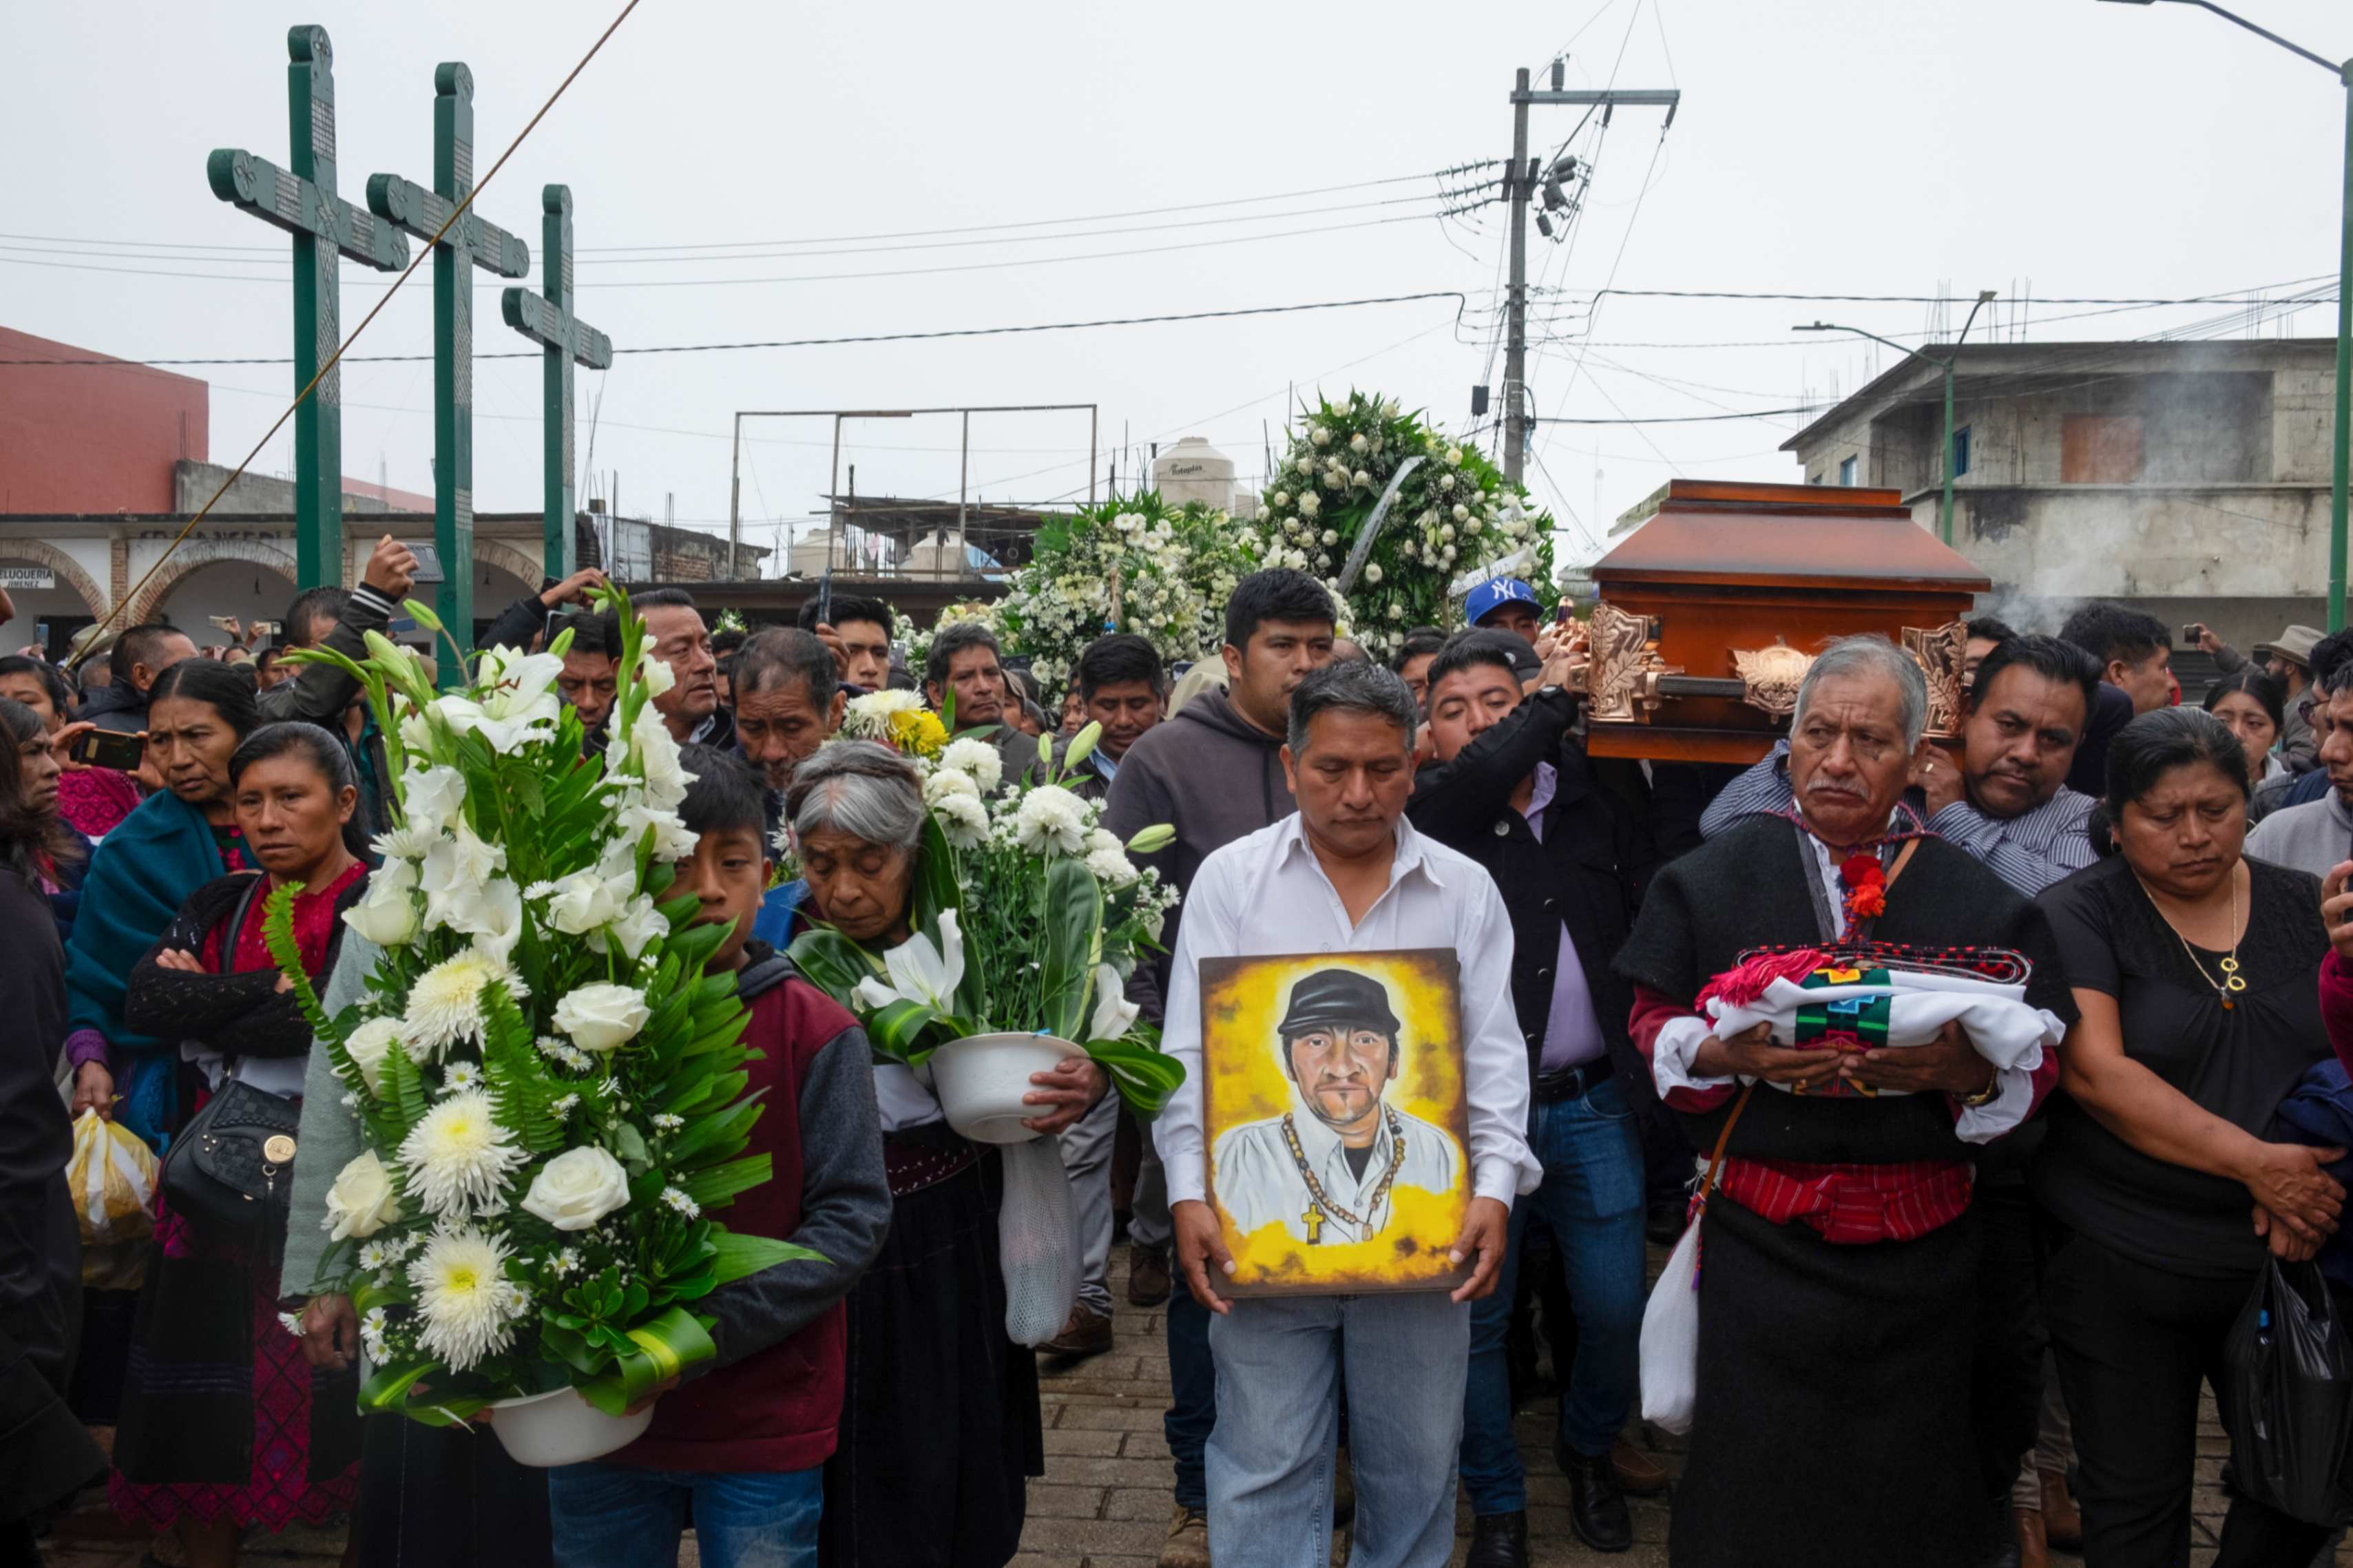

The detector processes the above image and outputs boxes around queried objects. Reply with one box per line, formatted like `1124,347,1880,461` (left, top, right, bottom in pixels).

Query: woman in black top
2034,707,2341,1567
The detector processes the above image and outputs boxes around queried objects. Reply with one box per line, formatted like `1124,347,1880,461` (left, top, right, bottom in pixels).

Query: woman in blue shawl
63,660,261,1152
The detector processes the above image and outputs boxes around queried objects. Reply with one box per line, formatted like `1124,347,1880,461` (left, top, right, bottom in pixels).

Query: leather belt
1532,1054,1616,1104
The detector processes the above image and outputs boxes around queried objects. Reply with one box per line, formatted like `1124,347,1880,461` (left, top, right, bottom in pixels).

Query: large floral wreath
994,493,1257,695
1254,390,1554,658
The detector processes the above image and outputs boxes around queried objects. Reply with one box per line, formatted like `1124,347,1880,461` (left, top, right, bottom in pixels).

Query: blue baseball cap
1465,577,1540,627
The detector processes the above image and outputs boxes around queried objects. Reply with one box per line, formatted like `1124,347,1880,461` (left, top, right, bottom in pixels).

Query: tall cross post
207,25,409,588
366,63,531,682
502,185,611,580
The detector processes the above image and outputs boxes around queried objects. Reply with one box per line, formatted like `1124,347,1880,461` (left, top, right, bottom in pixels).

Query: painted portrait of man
1211,967,1460,1246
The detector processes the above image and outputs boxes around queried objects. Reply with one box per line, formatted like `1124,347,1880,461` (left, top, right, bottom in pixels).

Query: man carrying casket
1613,635,2074,1568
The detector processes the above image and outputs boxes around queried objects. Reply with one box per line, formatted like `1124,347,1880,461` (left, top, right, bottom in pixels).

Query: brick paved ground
39,1240,2339,1567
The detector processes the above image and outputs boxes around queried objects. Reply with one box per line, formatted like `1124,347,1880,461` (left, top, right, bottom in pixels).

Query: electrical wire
0,289,1480,368
84,0,642,651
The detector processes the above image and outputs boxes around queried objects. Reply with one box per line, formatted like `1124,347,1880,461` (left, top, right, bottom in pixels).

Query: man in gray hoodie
1100,567,1336,1568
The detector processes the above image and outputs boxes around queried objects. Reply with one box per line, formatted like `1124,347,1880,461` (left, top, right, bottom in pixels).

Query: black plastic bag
2221,1257,2353,1526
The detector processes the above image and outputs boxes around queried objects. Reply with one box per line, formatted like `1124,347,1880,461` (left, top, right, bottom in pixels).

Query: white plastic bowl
488,1385,654,1467
928,1033,1080,1144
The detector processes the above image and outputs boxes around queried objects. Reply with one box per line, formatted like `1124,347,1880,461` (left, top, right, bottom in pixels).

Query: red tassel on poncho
1695,948,1828,1011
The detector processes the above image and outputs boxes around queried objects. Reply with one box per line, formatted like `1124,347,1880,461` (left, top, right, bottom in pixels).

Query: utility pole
1501,61,1680,488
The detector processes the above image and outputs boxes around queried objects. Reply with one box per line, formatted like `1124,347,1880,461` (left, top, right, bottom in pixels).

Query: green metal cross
207,25,410,589
366,63,531,684
502,186,612,580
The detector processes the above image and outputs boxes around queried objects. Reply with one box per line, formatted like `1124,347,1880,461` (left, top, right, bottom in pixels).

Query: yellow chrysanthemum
889,709,950,760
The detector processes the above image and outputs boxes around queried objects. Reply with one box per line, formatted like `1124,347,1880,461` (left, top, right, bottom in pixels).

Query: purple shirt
1520,764,1607,1072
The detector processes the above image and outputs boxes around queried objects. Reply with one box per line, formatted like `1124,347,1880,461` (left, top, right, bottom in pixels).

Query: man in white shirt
1155,658,1538,1568
1211,968,1463,1245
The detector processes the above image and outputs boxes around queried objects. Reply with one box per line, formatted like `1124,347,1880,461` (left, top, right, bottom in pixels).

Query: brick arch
0,540,108,619
129,538,301,627
473,538,543,593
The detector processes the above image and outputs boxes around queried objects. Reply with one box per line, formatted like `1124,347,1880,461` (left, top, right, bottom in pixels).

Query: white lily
1088,963,1139,1043
432,647,566,755
855,908,966,1015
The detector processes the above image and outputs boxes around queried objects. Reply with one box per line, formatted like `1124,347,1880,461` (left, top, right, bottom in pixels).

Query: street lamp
2101,0,2353,628
1796,289,1998,546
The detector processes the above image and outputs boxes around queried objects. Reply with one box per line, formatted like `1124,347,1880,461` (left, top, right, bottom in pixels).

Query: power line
0,289,1477,368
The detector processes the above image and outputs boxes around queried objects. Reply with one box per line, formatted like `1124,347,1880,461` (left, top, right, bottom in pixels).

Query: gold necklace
2137,866,2248,1010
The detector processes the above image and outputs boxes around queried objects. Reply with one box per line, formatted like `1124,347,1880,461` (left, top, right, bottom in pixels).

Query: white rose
1365,564,1383,584
1309,424,1331,446
1321,530,1339,547
1453,504,1471,523
342,1016,406,1094
1299,493,1321,518
1388,605,1405,621
1352,469,1371,487
1349,432,1369,454
1294,455,1315,476
1465,519,1483,536
1439,472,1457,492
1446,447,1463,466
324,1151,401,1242
521,1146,632,1232
1441,523,1456,542
1272,490,1290,509
344,859,420,947
553,983,653,1053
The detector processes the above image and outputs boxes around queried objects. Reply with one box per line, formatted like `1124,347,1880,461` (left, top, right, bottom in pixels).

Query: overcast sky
7,0,2343,569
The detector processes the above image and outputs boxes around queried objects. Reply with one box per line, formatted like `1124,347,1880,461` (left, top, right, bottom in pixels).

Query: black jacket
1406,688,1657,1097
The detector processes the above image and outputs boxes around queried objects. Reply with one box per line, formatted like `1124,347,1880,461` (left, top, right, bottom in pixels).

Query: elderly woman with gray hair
1613,635,2077,1568
785,740,1105,1568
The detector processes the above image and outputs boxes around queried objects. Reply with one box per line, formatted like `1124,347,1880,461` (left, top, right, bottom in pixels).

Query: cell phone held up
72,727,146,773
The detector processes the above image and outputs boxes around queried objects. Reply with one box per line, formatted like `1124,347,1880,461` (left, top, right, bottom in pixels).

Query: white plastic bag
1639,1216,1703,1434
997,1135,1081,1347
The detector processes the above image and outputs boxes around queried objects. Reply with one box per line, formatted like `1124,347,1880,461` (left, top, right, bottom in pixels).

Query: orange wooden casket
1579,479,1989,765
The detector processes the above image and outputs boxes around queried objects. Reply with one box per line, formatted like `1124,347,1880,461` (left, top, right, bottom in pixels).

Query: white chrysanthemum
923,768,980,806
1013,785,1089,857
371,825,436,863
398,1089,528,1219
933,791,990,848
938,737,1002,793
408,1225,526,1370
1087,846,1140,888
1084,827,1124,857
403,949,519,1056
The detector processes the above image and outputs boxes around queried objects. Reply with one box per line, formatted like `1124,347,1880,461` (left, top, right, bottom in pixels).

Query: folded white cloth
1650,970,2062,1144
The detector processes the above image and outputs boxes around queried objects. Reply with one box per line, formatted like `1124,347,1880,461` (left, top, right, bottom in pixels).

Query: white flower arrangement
790,724,1184,1114
269,585,820,1425
991,492,1257,695
1246,389,1556,658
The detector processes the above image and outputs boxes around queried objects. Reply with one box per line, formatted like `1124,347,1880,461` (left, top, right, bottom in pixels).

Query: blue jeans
1167,1284,1216,1509
1206,1291,1469,1568
1457,1073,1646,1516
548,1462,822,1568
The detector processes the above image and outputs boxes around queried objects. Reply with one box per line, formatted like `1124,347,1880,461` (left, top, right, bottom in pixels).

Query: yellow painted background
1198,950,1471,1293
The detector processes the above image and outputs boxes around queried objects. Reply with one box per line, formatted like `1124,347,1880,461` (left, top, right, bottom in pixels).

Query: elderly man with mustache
1614,635,2075,1568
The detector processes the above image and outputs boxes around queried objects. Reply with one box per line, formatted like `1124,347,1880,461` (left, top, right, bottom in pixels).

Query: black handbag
157,879,304,1231
2220,1256,2353,1526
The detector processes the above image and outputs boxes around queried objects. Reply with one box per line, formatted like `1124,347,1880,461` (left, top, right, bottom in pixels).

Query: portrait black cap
1277,969,1402,1041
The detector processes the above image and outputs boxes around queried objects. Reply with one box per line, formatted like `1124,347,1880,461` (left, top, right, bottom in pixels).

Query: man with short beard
636,589,730,750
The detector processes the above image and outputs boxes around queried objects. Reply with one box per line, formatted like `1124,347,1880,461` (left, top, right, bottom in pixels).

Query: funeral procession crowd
17,541,2353,1568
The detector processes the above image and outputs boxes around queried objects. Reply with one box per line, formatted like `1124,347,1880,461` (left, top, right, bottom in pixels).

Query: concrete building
1781,337,2336,647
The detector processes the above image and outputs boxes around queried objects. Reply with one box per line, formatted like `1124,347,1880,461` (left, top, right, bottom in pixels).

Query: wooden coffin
1582,480,1989,764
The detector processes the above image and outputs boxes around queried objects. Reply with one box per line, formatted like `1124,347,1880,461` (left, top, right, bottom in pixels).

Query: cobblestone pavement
39,1241,2333,1567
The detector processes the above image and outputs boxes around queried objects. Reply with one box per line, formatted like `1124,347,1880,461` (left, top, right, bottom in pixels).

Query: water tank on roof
1152,437,1235,511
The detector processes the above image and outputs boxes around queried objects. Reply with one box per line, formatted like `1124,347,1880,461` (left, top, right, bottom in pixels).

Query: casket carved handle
1903,620,1969,740
1584,602,1683,723
1729,642,1814,719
